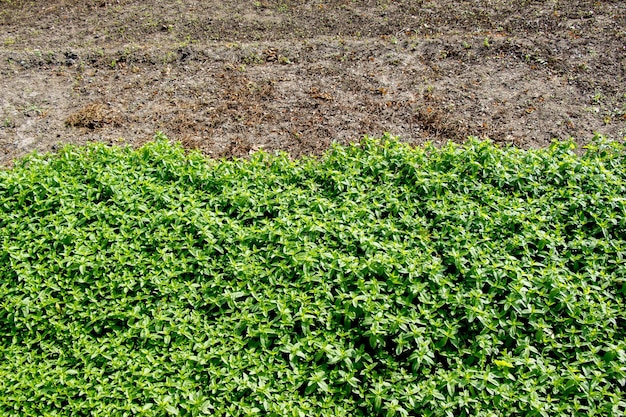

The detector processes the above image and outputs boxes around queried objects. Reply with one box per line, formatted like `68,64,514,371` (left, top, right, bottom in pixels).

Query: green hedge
1,134,625,416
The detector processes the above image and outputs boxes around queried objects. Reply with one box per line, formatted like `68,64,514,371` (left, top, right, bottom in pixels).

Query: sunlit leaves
0,134,625,415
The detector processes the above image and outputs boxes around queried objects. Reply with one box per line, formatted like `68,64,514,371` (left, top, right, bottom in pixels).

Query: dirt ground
0,0,624,166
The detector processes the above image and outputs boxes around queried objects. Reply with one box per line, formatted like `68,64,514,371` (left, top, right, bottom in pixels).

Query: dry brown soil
1,0,625,166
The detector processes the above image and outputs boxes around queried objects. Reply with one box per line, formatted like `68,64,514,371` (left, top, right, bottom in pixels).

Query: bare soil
1,0,624,166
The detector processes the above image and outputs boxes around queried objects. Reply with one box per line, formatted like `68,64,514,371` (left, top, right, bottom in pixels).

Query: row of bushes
0,134,624,415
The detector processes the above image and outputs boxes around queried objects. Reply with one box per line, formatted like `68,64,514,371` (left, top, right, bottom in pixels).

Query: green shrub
1,134,625,416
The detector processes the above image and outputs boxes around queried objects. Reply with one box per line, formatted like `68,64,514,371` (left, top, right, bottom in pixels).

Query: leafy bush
1,134,625,416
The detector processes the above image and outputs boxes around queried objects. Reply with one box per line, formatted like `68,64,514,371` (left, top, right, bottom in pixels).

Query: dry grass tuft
65,102,120,129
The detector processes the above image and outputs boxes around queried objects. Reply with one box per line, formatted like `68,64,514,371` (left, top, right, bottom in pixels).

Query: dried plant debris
65,101,121,130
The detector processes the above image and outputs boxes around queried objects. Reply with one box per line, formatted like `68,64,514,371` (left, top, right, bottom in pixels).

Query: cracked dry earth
0,0,625,166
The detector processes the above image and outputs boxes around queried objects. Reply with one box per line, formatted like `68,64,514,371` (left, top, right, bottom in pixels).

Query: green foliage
1,133,625,416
